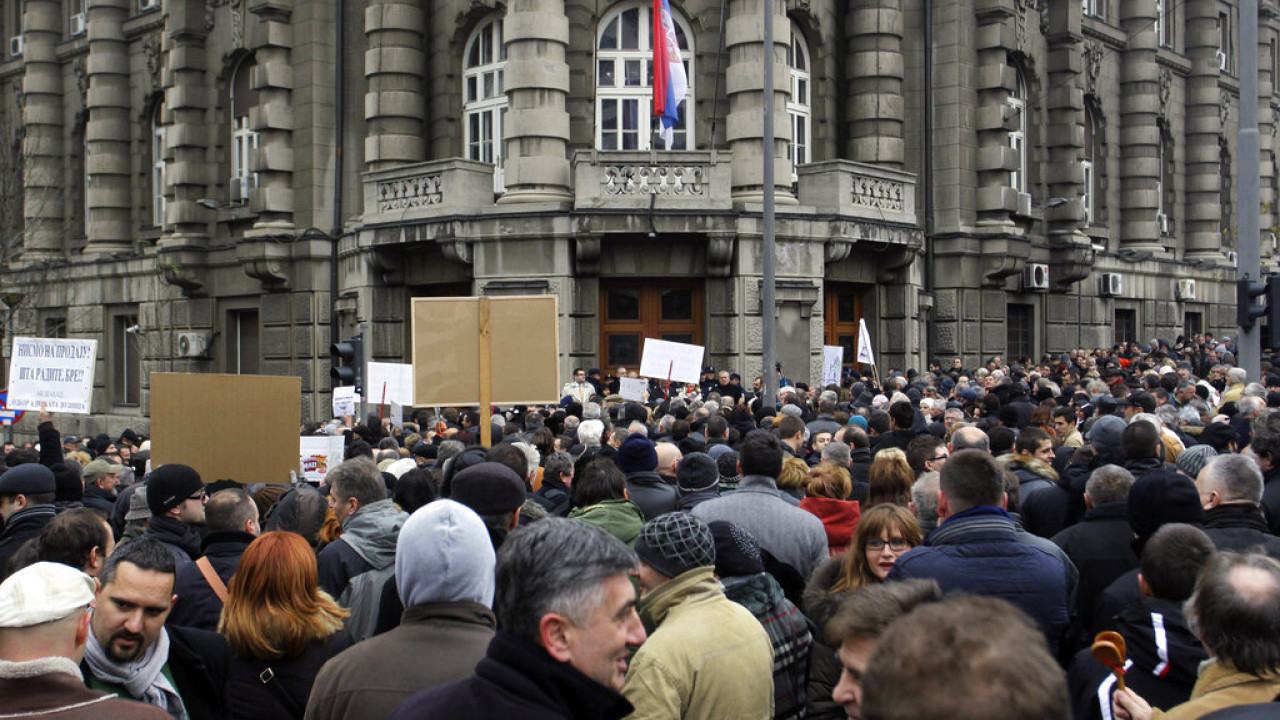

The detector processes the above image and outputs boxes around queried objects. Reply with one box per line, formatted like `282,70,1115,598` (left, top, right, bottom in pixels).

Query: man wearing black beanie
140,464,206,567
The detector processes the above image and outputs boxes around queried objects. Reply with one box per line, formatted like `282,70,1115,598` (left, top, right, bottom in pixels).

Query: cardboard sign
619,377,647,401
367,362,414,405
332,386,358,417
7,337,97,414
638,338,704,385
411,296,560,407
300,435,345,484
822,345,844,387
151,373,301,484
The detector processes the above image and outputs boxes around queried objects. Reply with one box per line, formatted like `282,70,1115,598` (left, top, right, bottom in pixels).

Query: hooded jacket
1001,454,1059,501
1067,596,1205,720
317,499,407,600
798,496,860,556
624,567,775,720
567,499,645,547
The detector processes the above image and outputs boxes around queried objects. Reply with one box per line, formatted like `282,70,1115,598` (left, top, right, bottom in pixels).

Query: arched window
230,55,258,204
1083,103,1096,224
463,18,506,194
1008,67,1027,193
151,104,166,227
596,2,694,151
786,21,811,184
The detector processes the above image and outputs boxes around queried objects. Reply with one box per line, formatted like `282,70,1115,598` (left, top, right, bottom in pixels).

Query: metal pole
1239,0,1262,378
761,0,778,407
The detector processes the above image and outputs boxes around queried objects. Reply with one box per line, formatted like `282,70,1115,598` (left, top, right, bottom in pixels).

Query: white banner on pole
822,345,844,387
7,337,97,414
856,319,876,366
638,338,704,385
332,386,358,417
300,436,346,484
619,377,647,401
367,362,414,405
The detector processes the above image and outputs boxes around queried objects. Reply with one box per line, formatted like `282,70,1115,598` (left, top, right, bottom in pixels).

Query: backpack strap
258,667,305,720
195,556,228,603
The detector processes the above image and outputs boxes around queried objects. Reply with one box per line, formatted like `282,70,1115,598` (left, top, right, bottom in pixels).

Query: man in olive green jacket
624,512,774,720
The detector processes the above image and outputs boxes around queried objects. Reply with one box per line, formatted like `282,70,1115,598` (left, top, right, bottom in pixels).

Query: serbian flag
652,0,687,149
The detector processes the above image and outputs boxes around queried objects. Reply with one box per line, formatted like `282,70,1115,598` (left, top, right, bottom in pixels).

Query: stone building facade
0,0,1270,435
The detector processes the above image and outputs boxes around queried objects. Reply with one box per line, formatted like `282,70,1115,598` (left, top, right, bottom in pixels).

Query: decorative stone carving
602,165,705,196
142,33,163,93
1158,67,1171,118
377,174,443,211
73,58,88,110
575,235,600,276
707,233,734,278
851,177,906,211
1221,89,1233,128
1084,41,1103,94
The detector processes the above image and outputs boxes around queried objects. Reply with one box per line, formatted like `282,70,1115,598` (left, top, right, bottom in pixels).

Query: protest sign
299,435,345,484
332,386,358,417
822,345,844,387
367,362,414,405
390,400,404,430
857,318,877,366
619,377,647,401
638,338,704,385
152,373,300,484
7,337,97,414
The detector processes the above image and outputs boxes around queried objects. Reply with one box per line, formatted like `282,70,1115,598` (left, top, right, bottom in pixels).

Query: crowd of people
4,334,1280,720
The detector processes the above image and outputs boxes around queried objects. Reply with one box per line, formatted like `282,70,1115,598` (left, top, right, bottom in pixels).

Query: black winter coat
225,633,353,720
1051,502,1139,640
624,471,678,521
1202,504,1280,559
0,504,56,577
167,530,255,630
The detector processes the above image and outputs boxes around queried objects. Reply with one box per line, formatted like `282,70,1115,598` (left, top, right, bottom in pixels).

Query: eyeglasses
929,455,949,463
187,491,207,502
866,538,912,551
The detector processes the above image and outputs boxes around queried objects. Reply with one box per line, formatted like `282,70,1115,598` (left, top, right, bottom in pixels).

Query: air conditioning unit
1022,263,1050,291
1175,278,1196,301
1099,272,1124,297
1218,50,1228,70
1158,212,1170,235
1225,251,1239,266
70,13,85,37
229,174,257,203
176,331,210,359
9,36,23,57
139,0,158,10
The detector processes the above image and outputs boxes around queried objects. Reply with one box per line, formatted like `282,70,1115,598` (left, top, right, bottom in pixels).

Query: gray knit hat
634,512,715,579
1176,444,1218,480
676,453,719,494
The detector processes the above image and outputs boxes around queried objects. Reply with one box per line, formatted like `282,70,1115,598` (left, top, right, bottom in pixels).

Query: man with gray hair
821,441,852,469
533,451,575,517
910,471,941,534
318,459,408,601
807,392,843,438
1195,454,1280,559
1050,464,1138,635
387,518,645,720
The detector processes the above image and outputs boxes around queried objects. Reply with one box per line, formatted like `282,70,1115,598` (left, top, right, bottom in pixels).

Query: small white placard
619,377,647,401
638,338,705,385
390,400,404,430
7,337,97,414
300,435,346,484
822,345,844,387
367,361,414,405
332,386,358,417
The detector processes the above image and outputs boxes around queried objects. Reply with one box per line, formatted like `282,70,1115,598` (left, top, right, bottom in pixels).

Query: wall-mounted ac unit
1175,279,1196,301
1157,212,1170,235
229,174,257,203
1099,272,1124,297
176,331,210,358
9,36,23,57
139,0,158,10
1022,263,1050,292
70,13,85,37
1225,251,1239,266
1218,50,1228,70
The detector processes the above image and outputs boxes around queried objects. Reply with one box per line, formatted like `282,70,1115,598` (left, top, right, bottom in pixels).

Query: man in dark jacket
387,518,643,720
141,464,207,568
532,451,574,517
1067,524,1215,720
1195,454,1280,558
82,538,230,720
888,449,1072,656
843,428,872,502
0,464,59,578
166,488,259,630
1121,420,1185,493
81,459,125,515
871,401,916,456
1001,428,1058,503
615,433,677,520
308,500,498,720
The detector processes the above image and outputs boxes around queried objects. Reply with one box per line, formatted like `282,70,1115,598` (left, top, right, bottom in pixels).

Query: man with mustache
81,538,230,720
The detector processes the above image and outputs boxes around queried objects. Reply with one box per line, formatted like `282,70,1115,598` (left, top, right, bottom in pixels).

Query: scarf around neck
83,622,187,720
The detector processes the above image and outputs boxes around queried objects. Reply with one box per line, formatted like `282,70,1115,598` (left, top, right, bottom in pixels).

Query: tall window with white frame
596,2,694,151
1156,0,1173,49
1008,67,1027,195
1218,11,1232,74
1083,105,1095,225
111,313,140,405
1081,0,1100,20
1158,123,1174,235
463,18,507,195
230,56,259,204
151,104,166,227
786,21,811,185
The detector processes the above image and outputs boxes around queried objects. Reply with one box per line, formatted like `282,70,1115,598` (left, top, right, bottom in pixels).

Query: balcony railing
572,150,732,210
362,159,496,225
796,160,917,225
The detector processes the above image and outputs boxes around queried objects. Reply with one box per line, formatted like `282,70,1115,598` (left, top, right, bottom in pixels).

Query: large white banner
367,361,414,405
300,435,346,484
8,337,97,414
638,339,704,385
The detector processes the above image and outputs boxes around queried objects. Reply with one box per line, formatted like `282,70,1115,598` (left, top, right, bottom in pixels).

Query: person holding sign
561,368,595,405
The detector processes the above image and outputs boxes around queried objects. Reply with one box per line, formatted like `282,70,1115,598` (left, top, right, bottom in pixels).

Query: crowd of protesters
4,333,1280,720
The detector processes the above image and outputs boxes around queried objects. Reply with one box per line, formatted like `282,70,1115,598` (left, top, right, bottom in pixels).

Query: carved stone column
83,0,132,255
972,0,1019,229
246,0,295,235
1044,0,1091,285
726,0,793,204
846,0,904,167
19,0,64,264
1118,0,1162,252
496,0,571,204
1183,0,1222,259
363,0,424,170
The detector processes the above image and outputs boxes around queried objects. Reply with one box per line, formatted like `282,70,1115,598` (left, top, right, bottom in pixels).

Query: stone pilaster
1044,1,1091,285
972,0,1019,228
363,0,424,170
1259,11,1277,262
726,0,794,204
846,0,904,167
496,0,571,204
18,0,64,264
246,0,295,234
1118,0,1162,252
1184,0,1222,259
83,0,132,256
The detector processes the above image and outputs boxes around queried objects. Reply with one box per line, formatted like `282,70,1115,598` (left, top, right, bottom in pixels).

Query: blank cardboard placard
411,296,560,406
151,373,301,485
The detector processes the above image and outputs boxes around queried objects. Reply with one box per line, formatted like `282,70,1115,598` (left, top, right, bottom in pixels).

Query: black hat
703,366,716,374
145,464,204,516
1128,475,1204,551
634,512,716,579
616,434,658,474
708,520,765,578
450,462,526,515
411,442,437,460
676,452,719,493
1121,391,1157,413
0,463,56,496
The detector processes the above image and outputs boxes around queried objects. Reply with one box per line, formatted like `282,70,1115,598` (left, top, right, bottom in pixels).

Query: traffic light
1239,276,1269,330
331,333,363,394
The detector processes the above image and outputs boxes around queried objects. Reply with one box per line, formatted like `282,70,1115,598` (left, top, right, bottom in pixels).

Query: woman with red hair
219,531,352,720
